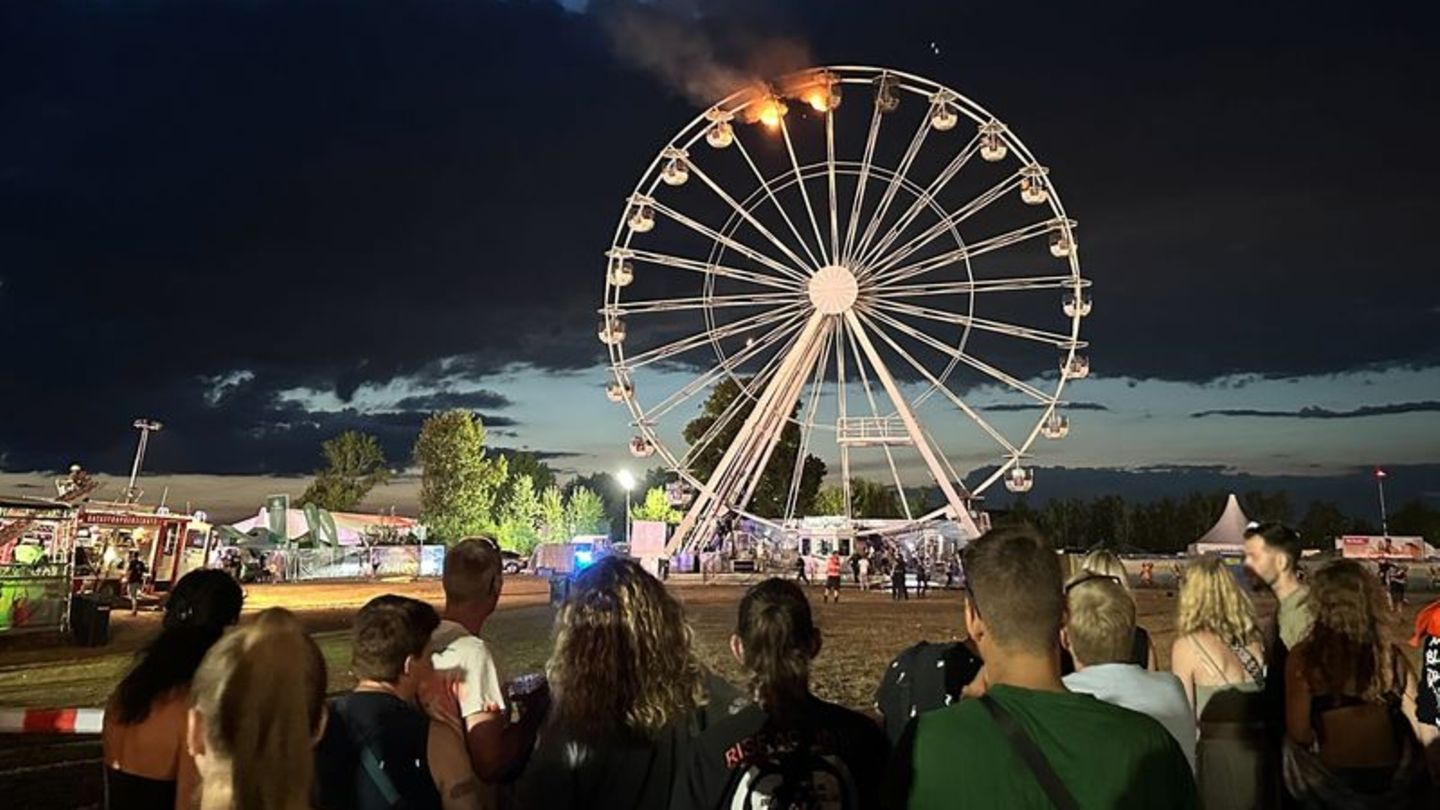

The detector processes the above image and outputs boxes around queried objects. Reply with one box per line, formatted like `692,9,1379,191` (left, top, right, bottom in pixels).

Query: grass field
0,578,1429,712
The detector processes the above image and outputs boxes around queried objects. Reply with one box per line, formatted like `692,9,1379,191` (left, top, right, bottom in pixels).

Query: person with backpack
886,526,1196,809
314,595,444,810
676,578,889,809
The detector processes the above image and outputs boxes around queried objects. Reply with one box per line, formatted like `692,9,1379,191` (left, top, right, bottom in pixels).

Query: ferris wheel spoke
866,172,1023,278
851,110,935,269
644,313,805,422
627,248,799,292
623,306,803,370
605,290,800,317
869,219,1058,288
648,201,807,286
842,319,914,521
825,108,841,263
880,274,1082,299
865,308,1052,403
732,138,824,272
686,162,815,282
841,101,885,266
834,317,852,517
779,116,831,265
854,310,1022,456
856,135,982,270
870,298,1083,349
782,323,834,522
679,322,806,470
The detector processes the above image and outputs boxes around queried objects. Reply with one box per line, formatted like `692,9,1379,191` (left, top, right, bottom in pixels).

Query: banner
303,503,339,547
630,520,668,557
0,572,70,634
1337,535,1434,560
266,495,290,540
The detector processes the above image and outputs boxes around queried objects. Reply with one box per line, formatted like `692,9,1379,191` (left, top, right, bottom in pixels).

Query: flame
803,88,830,112
754,98,786,128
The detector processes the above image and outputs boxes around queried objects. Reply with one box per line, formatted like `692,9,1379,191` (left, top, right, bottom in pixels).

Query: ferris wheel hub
807,264,859,315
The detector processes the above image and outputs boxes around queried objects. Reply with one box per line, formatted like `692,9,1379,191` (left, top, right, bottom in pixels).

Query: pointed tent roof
1194,493,1251,549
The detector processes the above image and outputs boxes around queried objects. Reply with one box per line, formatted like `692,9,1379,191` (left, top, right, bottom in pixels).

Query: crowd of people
96,525,1440,809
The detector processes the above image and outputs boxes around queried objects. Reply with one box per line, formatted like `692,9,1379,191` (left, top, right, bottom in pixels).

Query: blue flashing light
574,549,595,568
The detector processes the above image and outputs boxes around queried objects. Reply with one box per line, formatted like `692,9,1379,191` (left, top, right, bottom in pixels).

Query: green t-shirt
893,685,1198,809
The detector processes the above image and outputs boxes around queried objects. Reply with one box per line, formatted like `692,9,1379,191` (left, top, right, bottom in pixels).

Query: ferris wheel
599,66,1092,554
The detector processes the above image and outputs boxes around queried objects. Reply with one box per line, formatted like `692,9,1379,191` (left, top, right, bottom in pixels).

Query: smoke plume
600,3,812,108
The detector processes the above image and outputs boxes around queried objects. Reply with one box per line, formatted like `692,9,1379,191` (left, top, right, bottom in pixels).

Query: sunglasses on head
1064,573,1123,595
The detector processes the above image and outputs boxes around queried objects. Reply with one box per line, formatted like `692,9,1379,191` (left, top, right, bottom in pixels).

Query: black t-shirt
517,673,745,810
1419,635,1440,728
675,694,890,810
126,559,146,584
313,691,441,810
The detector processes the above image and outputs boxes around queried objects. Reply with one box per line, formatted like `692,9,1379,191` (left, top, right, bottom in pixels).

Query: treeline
995,490,1439,553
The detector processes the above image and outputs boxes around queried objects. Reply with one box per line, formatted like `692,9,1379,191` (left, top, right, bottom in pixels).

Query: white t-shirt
1064,662,1197,773
426,620,509,810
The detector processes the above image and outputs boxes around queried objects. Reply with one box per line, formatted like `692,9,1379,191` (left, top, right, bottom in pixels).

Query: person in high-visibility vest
824,552,842,603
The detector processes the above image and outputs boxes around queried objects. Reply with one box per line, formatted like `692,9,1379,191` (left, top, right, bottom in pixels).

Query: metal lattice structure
600,66,1091,555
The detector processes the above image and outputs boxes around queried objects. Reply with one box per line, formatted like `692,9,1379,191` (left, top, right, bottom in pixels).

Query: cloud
391,389,513,412
1190,401,1440,420
981,401,1110,412
1,0,1436,478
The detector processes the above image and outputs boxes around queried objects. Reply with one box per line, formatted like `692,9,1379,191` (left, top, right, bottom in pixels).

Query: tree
539,485,568,542
492,474,542,555
631,486,681,524
682,378,826,517
566,486,608,535
813,485,847,516
412,410,508,543
1298,500,1350,549
495,451,557,507
297,431,390,511
1391,499,1440,542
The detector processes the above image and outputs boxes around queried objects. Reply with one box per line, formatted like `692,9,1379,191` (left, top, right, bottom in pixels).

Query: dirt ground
0,577,1432,809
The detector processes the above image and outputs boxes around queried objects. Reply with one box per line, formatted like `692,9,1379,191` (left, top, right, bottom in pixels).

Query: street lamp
617,469,637,544
1375,467,1390,536
126,419,163,504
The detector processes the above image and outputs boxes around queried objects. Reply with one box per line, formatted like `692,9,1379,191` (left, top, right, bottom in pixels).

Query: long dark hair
546,556,705,743
736,578,817,719
114,568,244,724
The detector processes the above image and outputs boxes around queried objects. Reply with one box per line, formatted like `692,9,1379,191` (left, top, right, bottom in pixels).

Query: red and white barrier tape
0,707,104,734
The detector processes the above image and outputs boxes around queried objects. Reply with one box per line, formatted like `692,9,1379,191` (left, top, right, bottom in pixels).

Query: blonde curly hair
1176,555,1261,649
1300,560,1406,700
546,556,706,743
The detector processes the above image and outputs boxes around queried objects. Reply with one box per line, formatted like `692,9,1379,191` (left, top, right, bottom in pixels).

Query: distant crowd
98,523,1440,809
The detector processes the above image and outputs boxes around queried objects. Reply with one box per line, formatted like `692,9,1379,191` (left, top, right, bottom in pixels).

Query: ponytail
192,608,327,810
736,579,817,719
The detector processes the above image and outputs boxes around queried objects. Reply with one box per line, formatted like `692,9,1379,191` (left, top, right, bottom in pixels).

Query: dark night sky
1,0,1437,514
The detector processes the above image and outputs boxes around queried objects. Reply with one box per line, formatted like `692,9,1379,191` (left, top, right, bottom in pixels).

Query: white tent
1188,493,1251,556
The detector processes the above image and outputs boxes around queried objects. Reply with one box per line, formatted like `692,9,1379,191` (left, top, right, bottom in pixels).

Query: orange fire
753,97,787,129
802,88,830,112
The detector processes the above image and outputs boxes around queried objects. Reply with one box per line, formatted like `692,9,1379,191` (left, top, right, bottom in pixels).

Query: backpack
874,641,984,744
725,729,860,810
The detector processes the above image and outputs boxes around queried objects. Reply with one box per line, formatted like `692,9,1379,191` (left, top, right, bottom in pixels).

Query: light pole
1375,467,1390,536
617,469,636,545
125,419,163,504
